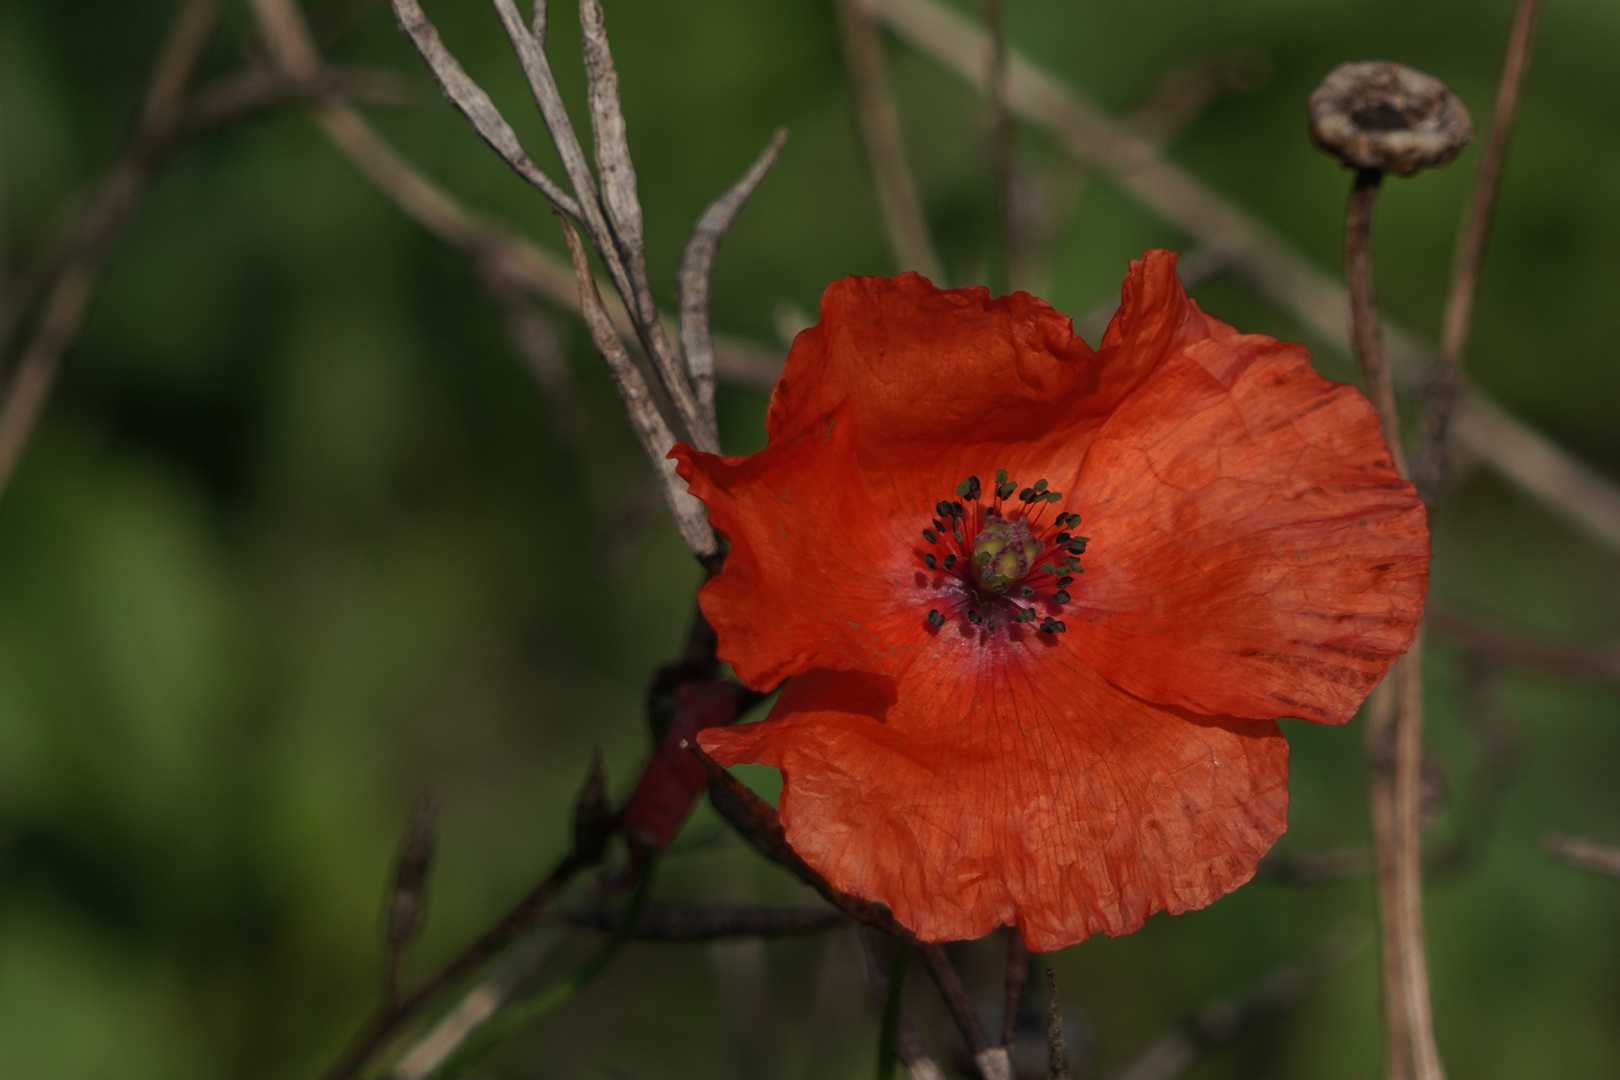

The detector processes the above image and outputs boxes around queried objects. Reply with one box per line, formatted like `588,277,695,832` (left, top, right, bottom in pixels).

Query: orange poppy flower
671,252,1428,951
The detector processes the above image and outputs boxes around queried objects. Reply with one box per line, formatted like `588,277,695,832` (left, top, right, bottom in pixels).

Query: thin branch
833,0,946,282
978,0,1019,293
390,930,563,1080
1045,970,1072,1080
678,128,788,436
1543,833,1620,880
1428,603,1620,683
577,0,648,290
1002,931,1029,1050
0,0,225,502
1106,923,1367,1080
859,929,948,1080
1344,167,1406,474
859,0,1620,555
558,216,717,558
694,745,1007,1080
385,793,439,1006
561,903,846,940
1420,0,1542,498
919,945,1011,1080
388,0,580,216
484,0,711,452
1393,639,1444,1080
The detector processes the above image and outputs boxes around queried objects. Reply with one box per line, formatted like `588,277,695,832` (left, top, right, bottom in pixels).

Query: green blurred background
2,0,1618,1076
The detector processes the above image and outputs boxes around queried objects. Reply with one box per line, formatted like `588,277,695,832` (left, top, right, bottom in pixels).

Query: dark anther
949,501,964,518
927,609,945,629
1018,487,1036,502
1033,479,1048,493
1040,618,1067,634
1059,513,1082,528
1053,590,1070,604
1068,538,1089,554
1021,586,1035,597
932,518,944,532
967,609,984,626
996,469,1009,485
1056,575,1074,588
924,553,937,570
944,553,957,570
1016,608,1036,623
923,529,938,544
1055,532,1071,545
997,481,1017,499
1044,491,1062,504
953,527,965,544
957,476,982,500
936,502,953,520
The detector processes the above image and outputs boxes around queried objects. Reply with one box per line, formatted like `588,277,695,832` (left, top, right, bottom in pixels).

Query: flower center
918,470,1087,635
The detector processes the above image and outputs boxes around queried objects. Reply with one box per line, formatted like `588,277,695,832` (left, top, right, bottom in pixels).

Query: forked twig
558,216,718,557
0,0,225,502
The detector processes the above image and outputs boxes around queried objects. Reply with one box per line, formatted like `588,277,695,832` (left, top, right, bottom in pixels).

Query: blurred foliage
2,0,1619,1077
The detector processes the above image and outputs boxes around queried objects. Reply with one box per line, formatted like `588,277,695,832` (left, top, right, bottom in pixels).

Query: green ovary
971,517,1039,593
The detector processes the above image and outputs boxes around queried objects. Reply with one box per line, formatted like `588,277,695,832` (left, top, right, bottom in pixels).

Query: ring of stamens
919,470,1087,634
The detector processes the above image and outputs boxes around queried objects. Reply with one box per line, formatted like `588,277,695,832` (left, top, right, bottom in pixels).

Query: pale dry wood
486,0,710,450
387,0,580,217
833,0,945,282
558,217,717,557
859,0,1620,555
679,129,789,435
1543,833,1620,880
1422,0,1543,499
0,0,225,501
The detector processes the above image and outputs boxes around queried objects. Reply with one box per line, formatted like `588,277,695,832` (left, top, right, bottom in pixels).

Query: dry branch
858,0,1620,555
0,0,226,502
680,129,790,435
1543,834,1620,880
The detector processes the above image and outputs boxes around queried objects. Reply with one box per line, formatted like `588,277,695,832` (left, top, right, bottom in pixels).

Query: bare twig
693,745,1008,1080
388,0,580,216
1428,604,1620,683
833,0,946,282
484,0,710,451
318,756,613,1080
1420,0,1542,498
679,129,789,435
859,928,948,1080
390,929,563,1080
558,216,717,558
562,903,846,940
978,0,1019,292
1393,640,1443,1080
1543,834,1620,880
385,793,439,1006
1344,167,1406,473
1107,923,1367,1080
919,945,1012,1080
859,0,1620,555
1002,931,1029,1050
0,0,225,501
1045,969,1072,1080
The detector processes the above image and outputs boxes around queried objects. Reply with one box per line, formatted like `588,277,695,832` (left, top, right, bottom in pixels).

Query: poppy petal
1071,328,1428,725
672,404,934,690
699,636,1288,951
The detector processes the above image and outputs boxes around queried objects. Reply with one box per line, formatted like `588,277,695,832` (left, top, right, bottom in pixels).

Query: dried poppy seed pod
1309,61,1474,176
